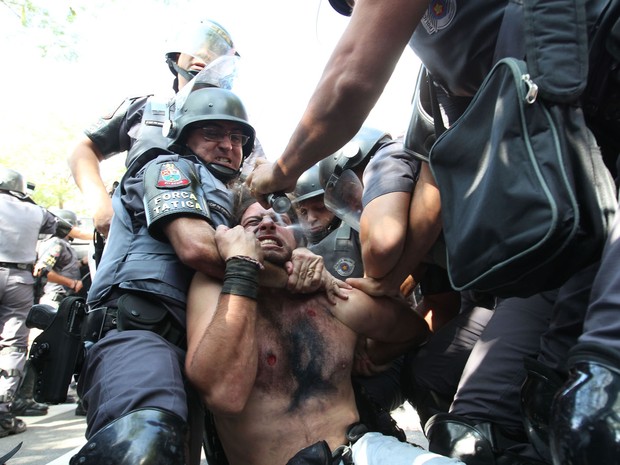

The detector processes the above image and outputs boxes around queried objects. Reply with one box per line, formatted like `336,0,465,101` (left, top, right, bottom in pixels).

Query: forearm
187,293,259,415
165,217,225,279
68,138,108,201
46,270,79,290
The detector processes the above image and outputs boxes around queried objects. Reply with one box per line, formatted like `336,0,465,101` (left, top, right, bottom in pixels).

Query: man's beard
263,245,293,267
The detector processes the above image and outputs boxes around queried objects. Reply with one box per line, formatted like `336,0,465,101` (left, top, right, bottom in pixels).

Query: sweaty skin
186,202,430,465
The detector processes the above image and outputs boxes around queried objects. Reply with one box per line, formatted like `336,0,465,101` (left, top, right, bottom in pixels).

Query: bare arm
350,164,443,297
45,270,83,294
67,137,114,236
185,225,262,415
247,0,427,200
331,287,430,346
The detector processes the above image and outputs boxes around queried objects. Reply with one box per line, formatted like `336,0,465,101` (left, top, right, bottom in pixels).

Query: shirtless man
185,188,463,465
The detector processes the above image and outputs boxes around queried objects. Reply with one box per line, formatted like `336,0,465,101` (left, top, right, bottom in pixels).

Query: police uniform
36,236,82,307
407,2,617,463
79,152,234,443
0,193,58,413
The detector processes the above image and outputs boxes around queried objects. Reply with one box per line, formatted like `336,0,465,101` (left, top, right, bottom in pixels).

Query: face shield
323,169,363,231
173,56,240,109
179,23,239,64
165,19,239,90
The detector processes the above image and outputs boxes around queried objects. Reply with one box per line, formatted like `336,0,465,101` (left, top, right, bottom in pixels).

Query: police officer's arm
354,163,443,297
247,0,427,201
68,97,139,236
44,270,83,294
67,137,114,237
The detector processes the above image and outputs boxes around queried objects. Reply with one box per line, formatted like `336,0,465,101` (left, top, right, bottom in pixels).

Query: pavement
0,401,427,464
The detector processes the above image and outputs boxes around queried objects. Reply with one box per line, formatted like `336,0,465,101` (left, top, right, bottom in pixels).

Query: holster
116,293,186,348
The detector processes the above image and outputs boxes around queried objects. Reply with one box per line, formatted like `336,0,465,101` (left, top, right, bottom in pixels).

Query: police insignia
334,258,355,277
157,163,190,188
421,0,456,34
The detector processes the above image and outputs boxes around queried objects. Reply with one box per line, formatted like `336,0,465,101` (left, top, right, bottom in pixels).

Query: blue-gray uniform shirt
87,153,234,316
0,193,58,267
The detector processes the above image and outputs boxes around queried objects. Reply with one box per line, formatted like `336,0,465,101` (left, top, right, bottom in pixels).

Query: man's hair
231,183,305,246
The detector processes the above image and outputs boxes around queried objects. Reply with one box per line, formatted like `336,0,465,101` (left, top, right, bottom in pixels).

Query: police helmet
49,208,78,227
291,164,324,205
165,19,239,91
0,167,28,199
328,0,353,16
319,127,391,189
165,87,256,181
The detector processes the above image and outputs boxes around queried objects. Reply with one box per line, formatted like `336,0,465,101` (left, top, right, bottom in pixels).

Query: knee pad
425,413,535,465
520,358,566,463
550,343,620,465
425,413,497,465
70,408,188,465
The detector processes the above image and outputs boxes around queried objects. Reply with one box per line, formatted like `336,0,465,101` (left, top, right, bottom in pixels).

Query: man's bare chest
253,293,356,410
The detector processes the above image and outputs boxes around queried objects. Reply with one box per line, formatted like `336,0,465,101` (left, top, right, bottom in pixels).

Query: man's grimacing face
240,203,297,266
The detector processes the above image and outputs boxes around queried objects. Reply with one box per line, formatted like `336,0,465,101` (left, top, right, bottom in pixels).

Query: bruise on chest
255,292,354,412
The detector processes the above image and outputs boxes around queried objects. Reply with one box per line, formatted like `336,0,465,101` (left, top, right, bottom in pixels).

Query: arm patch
143,158,212,242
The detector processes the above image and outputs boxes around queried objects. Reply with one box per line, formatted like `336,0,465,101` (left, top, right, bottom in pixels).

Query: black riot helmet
328,0,354,16
0,167,28,199
291,164,324,205
164,87,256,183
319,126,391,189
165,19,240,92
49,208,78,227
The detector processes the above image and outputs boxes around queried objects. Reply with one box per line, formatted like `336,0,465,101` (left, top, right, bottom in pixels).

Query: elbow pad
143,158,212,242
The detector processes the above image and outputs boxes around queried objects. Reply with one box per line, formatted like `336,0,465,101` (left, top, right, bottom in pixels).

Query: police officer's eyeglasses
200,127,250,146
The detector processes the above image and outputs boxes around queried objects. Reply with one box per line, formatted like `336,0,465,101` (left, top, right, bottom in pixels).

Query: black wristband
221,258,260,300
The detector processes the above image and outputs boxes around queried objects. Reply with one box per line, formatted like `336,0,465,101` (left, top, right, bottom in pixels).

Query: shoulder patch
156,162,191,188
421,0,457,34
334,257,356,277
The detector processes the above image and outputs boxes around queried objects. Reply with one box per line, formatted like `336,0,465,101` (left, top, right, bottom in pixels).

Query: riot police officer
36,208,88,307
0,168,70,435
67,18,265,238
72,87,256,465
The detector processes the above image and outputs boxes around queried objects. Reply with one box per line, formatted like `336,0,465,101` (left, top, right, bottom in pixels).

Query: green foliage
1,0,82,60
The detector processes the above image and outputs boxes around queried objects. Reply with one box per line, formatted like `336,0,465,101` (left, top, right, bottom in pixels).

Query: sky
1,0,421,168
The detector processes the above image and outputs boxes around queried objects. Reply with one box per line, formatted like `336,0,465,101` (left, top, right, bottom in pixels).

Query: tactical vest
125,96,173,167
87,156,233,308
310,224,364,279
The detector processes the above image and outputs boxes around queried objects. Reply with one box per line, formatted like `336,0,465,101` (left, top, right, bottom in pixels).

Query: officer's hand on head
246,160,297,209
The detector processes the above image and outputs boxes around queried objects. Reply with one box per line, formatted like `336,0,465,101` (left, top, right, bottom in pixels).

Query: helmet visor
176,22,238,64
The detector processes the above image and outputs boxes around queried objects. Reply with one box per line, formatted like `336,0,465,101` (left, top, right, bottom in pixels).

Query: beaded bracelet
225,255,264,270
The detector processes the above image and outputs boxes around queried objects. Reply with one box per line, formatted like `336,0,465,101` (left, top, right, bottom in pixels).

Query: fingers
324,273,351,304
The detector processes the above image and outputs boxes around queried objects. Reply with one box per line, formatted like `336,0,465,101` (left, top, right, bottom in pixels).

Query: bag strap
524,0,589,102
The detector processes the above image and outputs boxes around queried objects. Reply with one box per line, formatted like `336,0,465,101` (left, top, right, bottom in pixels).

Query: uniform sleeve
361,141,422,207
84,95,150,159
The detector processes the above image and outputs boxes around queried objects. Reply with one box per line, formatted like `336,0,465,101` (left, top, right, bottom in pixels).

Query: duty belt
0,262,33,272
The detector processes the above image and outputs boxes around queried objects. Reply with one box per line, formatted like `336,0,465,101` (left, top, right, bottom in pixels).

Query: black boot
426,413,547,465
0,412,26,438
70,408,188,465
520,358,566,463
12,360,48,416
550,343,620,465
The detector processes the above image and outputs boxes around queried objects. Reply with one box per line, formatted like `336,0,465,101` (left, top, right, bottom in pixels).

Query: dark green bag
428,57,617,297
